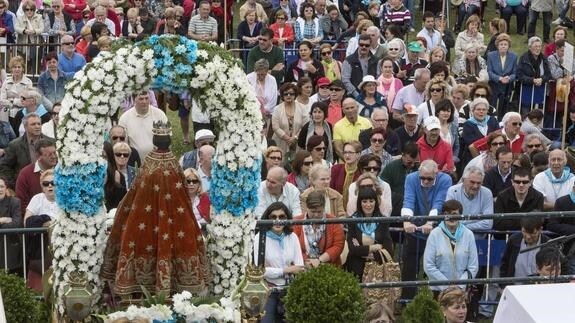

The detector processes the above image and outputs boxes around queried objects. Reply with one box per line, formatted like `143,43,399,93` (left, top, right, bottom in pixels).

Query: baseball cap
404,104,418,115
317,77,331,87
424,116,441,131
407,41,424,53
195,129,215,142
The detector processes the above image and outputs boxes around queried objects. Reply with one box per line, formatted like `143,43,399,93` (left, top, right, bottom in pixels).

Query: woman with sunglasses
44,0,76,42
376,57,403,111
285,40,324,87
460,98,500,167
300,164,345,217
346,161,392,217
0,56,32,123
269,9,294,47
103,141,127,210
345,186,393,280
262,146,283,180
254,202,305,323
24,169,60,291
465,132,506,174
416,77,450,124
113,141,136,188
305,134,332,167
286,150,312,193
272,83,309,159
319,43,341,81
14,0,43,69
184,167,210,226
299,102,334,163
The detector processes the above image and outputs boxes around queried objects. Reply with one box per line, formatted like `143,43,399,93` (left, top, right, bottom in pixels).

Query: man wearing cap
416,11,446,54
333,98,371,160
326,80,346,126
311,77,331,103
341,34,379,99
391,68,430,123
417,116,455,172
179,129,216,170
398,41,428,86
394,104,422,150
58,35,86,77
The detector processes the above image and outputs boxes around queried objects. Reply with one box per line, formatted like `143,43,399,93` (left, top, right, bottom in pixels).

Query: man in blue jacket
400,159,452,299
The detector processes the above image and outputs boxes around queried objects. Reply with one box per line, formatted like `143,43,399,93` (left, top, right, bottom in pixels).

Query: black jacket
500,232,550,283
345,219,393,281
494,187,545,237
344,51,379,98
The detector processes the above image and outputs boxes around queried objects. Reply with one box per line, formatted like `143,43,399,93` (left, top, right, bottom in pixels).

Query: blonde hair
97,35,112,49
40,169,55,182
113,141,130,152
183,168,204,194
425,77,450,100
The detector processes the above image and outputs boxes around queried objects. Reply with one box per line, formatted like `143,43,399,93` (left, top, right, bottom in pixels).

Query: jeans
457,4,480,29
403,0,415,28
500,5,528,34
559,0,570,20
261,290,285,323
527,10,552,42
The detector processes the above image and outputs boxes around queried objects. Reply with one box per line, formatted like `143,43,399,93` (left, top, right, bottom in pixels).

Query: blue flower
55,163,106,217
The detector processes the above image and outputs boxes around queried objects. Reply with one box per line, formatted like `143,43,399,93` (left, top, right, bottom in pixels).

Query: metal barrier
0,41,62,80
0,227,49,285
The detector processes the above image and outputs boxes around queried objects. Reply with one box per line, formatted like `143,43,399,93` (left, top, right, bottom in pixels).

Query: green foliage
401,287,443,323
284,265,366,323
0,271,50,322
141,285,168,307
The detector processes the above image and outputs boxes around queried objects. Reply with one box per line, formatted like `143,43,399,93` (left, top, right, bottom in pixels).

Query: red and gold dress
101,149,210,297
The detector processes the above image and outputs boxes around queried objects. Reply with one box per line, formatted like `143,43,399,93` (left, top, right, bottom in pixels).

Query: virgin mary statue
101,121,210,299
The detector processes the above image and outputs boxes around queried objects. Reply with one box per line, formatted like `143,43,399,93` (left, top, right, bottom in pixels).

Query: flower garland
53,35,263,316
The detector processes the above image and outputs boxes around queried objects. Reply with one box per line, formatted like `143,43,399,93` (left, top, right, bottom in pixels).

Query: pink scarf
377,75,398,110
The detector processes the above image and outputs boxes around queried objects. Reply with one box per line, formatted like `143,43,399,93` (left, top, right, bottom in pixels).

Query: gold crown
152,120,172,136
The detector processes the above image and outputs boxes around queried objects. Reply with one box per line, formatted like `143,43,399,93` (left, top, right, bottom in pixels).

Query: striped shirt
187,15,218,37
383,4,411,26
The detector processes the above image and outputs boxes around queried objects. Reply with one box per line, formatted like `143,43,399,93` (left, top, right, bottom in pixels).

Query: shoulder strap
427,100,433,117
378,248,394,264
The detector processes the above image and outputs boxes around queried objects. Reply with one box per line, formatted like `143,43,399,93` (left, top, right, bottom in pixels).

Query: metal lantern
63,271,94,321
238,264,270,321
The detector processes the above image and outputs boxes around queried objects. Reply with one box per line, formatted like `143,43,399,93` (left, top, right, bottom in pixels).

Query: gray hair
268,166,288,182
528,36,542,48
522,133,543,151
419,159,438,173
462,165,484,179
366,25,380,37
254,58,269,71
414,68,431,81
371,108,388,120
470,97,489,111
309,164,330,182
23,87,42,104
23,112,41,127
502,111,522,125
388,38,405,57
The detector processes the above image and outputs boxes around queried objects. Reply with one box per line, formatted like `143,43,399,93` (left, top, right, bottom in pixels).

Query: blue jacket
37,70,71,109
487,50,518,84
402,171,452,219
1,12,15,43
424,225,479,291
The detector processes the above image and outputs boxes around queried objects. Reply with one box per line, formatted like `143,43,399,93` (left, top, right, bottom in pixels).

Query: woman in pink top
377,57,403,112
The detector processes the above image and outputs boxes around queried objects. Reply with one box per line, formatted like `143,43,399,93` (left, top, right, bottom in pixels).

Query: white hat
195,129,215,141
358,75,380,89
424,116,441,131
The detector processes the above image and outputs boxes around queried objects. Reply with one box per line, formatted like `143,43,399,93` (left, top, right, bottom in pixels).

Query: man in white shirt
255,166,301,218
416,11,446,53
118,91,168,158
197,144,214,192
86,6,117,39
533,149,575,210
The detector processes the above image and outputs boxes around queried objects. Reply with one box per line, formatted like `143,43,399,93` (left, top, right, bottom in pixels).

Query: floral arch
52,35,262,318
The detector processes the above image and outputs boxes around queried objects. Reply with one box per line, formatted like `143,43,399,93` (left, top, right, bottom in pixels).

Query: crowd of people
0,0,573,322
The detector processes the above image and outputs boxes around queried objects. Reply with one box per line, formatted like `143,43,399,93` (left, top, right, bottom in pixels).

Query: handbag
361,249,401,311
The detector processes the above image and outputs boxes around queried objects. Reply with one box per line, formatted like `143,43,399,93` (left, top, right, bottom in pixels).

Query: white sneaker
409,27,415,32
552,17,563,25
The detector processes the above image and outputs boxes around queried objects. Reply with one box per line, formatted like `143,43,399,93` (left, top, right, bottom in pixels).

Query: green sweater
380,158,414,198
246,45,285,85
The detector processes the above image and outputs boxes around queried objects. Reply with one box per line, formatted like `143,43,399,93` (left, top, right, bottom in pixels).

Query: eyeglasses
430,88,443,93
112,136,125,141
276,17,286,20
319,85,330,89
20,96,29,100
0,6,5,9
62,42,74,46
303,161,313,166
313,146,325,151
269,156,282,161
343,151,357,155
42,181,55,187
114,152,130,158
359,43,370,48
187,178,200,185
321,51,332,56
527,144,542,148
388,48,399,51
419,176,435,182
283,92,296,96
513,179,530,185
52,5,60,8
373,118,388,123
24,8,34,12
511,122,522,127
474,94,487,98
370,138,384,144
269,214,287,220
491,141,506,147
330,88,344,92
364,167,381,172
51,112,60,116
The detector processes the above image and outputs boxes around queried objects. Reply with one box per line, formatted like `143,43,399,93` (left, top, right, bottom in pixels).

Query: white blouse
253,232,304,286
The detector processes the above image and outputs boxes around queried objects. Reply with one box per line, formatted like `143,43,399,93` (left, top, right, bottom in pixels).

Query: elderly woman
360,128,393,170
300,164,345,217
377,57,403,110
184,168,210,226
254,202,305,323
121,7,143,40
293,190,345,266
285,41,324,86
435,99,460,163
487,33,517,116
416,77,450,124
104,141,126,210
0,56,33,123
299,103,333,163
262,146,283,180
330,140,362,205
287,150,312,192
460,98,500,166
44,0,76,39
465,132,507,173
296,77,314,114
544,26,567,57
347,159,392,216
305,134,333,167
345,187,393,280
237,8,262,50
357,75,386,118
0,176,22,275
15,0,44,69
319,43,341,82
0,0,14,45
453,44,488,82
386,38,406,74
269,9,294,47
424,200,478,293
247,58,278,123
294,2,322,45
272,83,309,159
547,39,575,128
454,15,486,62
13,88,50,135
113,141,136,189
518,36,551,116
438,287,470,323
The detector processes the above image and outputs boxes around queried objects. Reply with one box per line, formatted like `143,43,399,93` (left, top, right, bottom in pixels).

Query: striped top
383,4,411,26
187,15,218,36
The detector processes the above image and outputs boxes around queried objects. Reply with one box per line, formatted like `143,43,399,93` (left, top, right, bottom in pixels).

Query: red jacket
269,22,294,45
292,213,345,266
197,192,211,223
63,0,87,21
417,135,455,171
15,163,42,217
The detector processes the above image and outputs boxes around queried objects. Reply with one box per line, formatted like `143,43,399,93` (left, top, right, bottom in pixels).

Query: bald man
197,144,214,192
255,166,301,218
333,97,371,160
533,149,575,210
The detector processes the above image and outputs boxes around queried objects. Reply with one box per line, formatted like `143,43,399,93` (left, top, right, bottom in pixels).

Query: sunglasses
388,48,399,51
513,179,530,185
62,42,74,46
303,161,313,166
321,51,332,56
474,94,487,98
0,6,5,9
51,112,59,116
330,88,344,92
313,146,325,151
112,136,125,141
527,144,542,148
276,16,286,20
42,181,55,187
359,43,370,48
269,156,282,161
114,152,130,158
511,122,522,127
364,167,381,172
370,138,384,144
269,214,287,220
24,8,34,12
283,92,296,96
420,176,435,182
430,88,443,93
319,85,330,89
491,141,506,147
21,96,29,100
187,178,200,185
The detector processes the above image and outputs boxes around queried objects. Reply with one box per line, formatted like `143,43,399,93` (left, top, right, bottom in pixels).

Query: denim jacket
37,70,70,109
